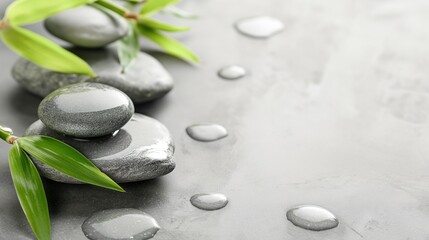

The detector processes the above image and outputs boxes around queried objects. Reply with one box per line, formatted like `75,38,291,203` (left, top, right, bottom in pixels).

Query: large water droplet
190,193,229,210
186,123,228,142
286,205,339,231
218,65,247,80
235,16,284,38
82,208,160,240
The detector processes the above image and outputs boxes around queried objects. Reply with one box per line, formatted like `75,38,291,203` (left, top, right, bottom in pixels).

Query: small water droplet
286,205,339,231
190,193,229,210
218,65,247,80
0,125,13,134
235,16,284,39
186,123,228,142
82,208,160,240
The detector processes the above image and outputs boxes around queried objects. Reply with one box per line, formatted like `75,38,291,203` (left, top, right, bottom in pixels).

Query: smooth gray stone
38,82,134,138
44,5,129,48
12,48,174,103
24,113,175,183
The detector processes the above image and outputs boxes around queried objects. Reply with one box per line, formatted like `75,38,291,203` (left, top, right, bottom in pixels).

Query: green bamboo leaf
18,136,124,192
139,0,180,16
93,0,129,17
9,144,50,240
123,0,145,3
138,26,199,62
0,26,96,77
6,0,92,26
118,22,140,70
139,17,190,32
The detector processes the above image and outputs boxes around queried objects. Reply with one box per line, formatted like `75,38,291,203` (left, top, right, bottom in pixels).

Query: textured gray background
1,0,429,239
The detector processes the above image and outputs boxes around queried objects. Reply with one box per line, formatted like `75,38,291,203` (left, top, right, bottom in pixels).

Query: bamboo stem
0,20,8,31
95,0,137,19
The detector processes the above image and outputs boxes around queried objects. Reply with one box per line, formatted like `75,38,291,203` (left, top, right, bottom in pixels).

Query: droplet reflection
286,205,339,231
190,193,229,210
235,16,284,39
218,65,247,80
186,123,228,142
82,208,160,240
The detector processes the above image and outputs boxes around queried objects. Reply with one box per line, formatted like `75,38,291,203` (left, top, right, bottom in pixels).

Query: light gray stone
25,113,175,183
38,82,134,138
44,5,129,48
12,48,174,103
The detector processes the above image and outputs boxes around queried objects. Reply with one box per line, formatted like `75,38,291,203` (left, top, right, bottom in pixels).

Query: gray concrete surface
1,0,429,239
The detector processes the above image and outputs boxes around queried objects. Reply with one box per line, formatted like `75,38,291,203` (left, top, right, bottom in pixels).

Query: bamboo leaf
93,0,129,17
18,136,124,192
139,17,190,32
139,0,180,16
123,0,145,3
9,144,50,240
118,22,140,70
0,26,96,77
6,0,92,26
138,26,199,62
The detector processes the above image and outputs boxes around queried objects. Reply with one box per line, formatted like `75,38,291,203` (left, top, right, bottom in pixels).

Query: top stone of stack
44,5,129,48
38,82,135,138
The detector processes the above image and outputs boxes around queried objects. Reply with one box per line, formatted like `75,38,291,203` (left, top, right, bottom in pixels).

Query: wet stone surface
286,205,339,231
82,208,160,240
44,5,129,48
25,113,175,183
12,48,174,103
38,83,134,138
2,0,429,239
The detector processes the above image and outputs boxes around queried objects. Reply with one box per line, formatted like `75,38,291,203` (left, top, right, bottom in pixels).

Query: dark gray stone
25,113,175,183
38,82,134,138
44,5,129,48
12,48,174,103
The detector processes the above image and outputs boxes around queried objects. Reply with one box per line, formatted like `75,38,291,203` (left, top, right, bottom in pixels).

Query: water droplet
190,193,229,210
235,16,284,39
0,125,13,134
286,205,339,231
82,208,160,240
186,123,228,142
218,65,247,80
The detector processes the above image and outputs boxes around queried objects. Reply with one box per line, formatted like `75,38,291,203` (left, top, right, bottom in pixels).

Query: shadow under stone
44,178,167,218
134,94,172,117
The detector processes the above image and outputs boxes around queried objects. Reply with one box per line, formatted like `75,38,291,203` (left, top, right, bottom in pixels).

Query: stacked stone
12,5,174,104
26,82,176,183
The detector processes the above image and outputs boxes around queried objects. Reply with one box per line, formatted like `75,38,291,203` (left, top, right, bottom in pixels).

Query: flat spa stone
25,114,175,183
12,48,174,103
44,5,129,48
38,82,134,138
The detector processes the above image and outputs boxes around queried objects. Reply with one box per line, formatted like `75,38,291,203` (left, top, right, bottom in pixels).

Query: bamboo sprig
0,0,199,75
1,125,124,240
